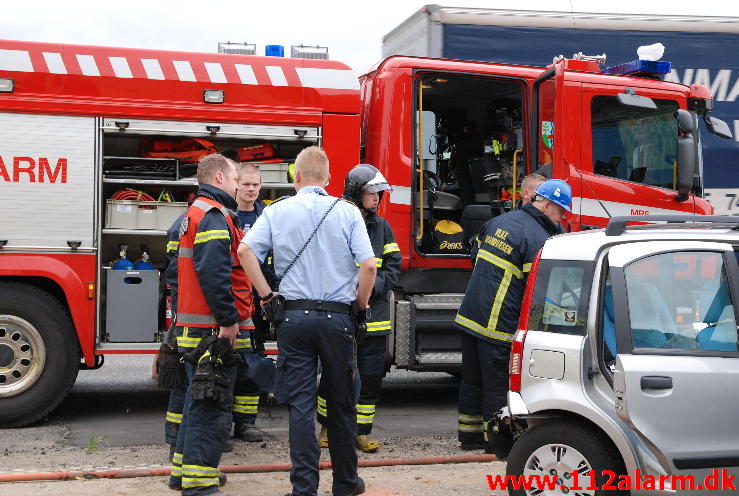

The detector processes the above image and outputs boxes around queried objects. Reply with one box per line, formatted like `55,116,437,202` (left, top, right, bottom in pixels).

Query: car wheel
0,283,80,427
506,419,627,496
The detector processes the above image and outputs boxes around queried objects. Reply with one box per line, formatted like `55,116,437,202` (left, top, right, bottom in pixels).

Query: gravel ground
1,434,507,495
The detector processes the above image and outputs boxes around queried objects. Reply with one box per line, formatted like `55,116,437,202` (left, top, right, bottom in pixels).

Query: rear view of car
501,216,739,496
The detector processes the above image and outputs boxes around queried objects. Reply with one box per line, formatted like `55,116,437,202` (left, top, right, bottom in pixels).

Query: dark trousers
275,309,359,496
457,332,510,445
170,361,237,496
165,367,188,445
317,334,386,435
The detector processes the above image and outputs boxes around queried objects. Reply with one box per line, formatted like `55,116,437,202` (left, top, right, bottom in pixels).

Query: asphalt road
52,355,461,449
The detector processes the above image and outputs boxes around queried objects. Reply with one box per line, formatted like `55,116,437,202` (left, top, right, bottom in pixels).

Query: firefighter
238,146,375,496
454,179,570,456
316,164,401,453
168,153,255,495
231,163,272,443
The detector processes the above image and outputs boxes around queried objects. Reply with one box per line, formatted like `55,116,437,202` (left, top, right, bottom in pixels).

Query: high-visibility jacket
455,203,560,345
364,211,401,336
176,185,254,329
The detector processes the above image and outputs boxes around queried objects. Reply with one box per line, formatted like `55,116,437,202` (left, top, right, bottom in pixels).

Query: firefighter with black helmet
316,164,401,453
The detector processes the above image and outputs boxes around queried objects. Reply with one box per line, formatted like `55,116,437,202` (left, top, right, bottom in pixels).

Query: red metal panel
321,113,361,197
0,253,97,366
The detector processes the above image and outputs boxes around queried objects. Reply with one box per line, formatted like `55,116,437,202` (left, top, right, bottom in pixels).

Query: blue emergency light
603,59,672,77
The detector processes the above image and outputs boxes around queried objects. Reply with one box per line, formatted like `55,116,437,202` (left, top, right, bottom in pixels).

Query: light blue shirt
242,186,375,304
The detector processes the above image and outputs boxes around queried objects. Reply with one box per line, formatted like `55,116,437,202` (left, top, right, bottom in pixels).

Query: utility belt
284,299,351,314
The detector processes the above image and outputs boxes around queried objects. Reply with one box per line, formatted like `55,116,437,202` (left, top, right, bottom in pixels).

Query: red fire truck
0,39,731,426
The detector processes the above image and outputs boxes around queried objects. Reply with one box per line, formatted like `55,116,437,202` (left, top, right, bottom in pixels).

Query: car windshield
591,96,679,190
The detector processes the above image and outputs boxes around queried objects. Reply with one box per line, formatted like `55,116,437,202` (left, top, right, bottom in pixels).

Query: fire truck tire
0,283,80,428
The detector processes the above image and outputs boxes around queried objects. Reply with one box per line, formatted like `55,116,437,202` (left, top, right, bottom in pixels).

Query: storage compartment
106,200,188,230
105,268,160,342
258,163,289,183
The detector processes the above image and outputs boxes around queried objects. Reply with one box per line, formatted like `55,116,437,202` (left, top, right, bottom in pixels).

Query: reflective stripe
234,395,259,414
191,199,229,218
356,403,375,424
171,452,183,477
376,259,383,268
367,320,391,332
234,337,252,350
183,465,219,477
267,256,273,264
458,413,483,423
194,229,230,244
177,328,201,348
179,247,193,258
523,262,532,273
458,424,484,433
383,242,400,254
454,314,514,342
177,313,254,328
166,411,183,424
487,271,512,332
476,249,523,279
167,240,180,251
183,476,219,488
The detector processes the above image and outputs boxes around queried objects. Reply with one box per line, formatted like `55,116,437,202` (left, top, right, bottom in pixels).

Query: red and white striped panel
0,43,359,91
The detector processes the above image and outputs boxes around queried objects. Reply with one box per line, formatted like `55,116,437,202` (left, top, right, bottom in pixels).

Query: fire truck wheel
0,283,80,427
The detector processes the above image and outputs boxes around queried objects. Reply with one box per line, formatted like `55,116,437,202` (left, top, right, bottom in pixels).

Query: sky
3,0,739,74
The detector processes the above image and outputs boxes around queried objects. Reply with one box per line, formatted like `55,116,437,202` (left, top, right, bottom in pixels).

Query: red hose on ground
0,454,497,483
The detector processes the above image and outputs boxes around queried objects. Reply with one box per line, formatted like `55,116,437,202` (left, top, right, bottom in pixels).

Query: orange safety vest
176,197,254,329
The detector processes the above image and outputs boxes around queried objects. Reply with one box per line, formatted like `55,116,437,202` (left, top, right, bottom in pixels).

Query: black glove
190,351,230,402
156,341,184,390
351,300,370,345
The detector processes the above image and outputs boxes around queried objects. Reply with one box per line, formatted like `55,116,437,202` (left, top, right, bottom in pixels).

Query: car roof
541,227,739,261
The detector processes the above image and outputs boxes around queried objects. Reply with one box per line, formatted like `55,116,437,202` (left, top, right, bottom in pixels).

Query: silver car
500,216,739,496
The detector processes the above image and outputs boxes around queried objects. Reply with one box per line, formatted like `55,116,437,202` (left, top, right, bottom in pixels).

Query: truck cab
360,54,731,373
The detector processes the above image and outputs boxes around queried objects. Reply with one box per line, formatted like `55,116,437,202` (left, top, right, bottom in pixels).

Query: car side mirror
675,109,696,201
704,115,733,140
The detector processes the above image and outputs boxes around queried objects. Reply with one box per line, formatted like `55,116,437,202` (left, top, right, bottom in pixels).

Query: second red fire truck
0,39,731,426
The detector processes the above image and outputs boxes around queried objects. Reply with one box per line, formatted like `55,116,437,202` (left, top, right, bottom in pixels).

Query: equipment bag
140,138,217,163
238,143,276,161
431,220,468,254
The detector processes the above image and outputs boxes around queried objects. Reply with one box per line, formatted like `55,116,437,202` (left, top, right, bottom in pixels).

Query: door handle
641,376,672,390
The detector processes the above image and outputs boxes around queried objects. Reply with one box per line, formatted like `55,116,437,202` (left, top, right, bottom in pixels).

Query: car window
624,251,738,352
528,260,593,335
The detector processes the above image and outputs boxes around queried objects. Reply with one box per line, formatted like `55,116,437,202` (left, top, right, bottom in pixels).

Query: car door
608,240,739,493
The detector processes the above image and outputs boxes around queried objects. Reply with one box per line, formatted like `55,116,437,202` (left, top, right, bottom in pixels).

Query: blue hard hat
534,179,572,212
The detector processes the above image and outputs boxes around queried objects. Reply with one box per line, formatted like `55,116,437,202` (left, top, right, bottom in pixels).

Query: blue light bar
603,59,672,76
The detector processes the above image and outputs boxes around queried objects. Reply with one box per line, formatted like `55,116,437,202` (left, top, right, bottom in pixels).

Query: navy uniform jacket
455,203,560,346
364,211,401,336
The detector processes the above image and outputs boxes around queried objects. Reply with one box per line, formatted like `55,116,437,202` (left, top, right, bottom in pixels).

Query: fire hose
0,454,497,482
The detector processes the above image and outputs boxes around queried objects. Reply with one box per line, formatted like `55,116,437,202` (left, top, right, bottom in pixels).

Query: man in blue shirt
239,146,376,496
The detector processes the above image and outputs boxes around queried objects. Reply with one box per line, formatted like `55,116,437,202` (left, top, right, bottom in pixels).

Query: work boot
234,422,264,442
356,435,380,453
317,426,329,448
350,476,366,495
222,439,234,453
168,472,227,490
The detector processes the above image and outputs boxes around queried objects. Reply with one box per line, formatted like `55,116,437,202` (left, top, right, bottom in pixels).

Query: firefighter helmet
343,164,392,209
533,179,572,212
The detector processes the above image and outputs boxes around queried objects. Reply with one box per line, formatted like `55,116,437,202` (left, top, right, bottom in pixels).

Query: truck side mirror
617,88,657,110
704,115,733,140
675,109,696,201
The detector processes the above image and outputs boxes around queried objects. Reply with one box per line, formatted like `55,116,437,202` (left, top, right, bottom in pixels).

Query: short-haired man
231,163,270,443
169,153,255,495
455,179,570,457
520,173,547,206
239,146,375,496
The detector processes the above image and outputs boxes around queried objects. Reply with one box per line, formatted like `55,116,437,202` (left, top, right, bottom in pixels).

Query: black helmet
343,164,392,210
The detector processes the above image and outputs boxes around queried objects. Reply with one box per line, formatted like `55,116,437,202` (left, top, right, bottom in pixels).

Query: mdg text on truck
0,37,732,426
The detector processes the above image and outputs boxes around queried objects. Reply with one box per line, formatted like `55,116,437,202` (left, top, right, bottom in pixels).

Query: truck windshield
591,96,679,190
